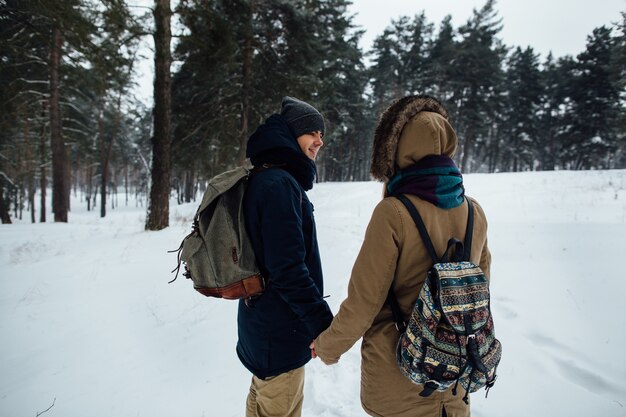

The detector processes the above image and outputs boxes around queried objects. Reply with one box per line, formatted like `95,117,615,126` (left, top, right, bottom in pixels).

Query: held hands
310,341,339,365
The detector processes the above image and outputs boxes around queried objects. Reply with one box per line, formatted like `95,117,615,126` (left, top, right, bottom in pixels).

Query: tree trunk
237,0,255,166
23,108,36,223
86,161,93,211
100,93,122,217
99,114,108,218
50,26,68,222
0,181,11,224
460,129,473,173
125,165,129,206
39,103,47,223
183,169,192,203
29,177,36,224
146,0,172,230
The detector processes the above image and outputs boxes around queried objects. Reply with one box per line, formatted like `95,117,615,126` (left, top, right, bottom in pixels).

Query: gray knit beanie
280,96,325,139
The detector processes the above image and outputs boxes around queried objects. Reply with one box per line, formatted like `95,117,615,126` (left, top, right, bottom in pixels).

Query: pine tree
171,0,369,184
368,13,434,115
500,46,542,171
562,26,620,169
146,0,172,230
403,13,434,95
368,27,403,116
429,15,457,101
88,1,142,217
0,0,93,222
449,0,506,172
536,53,566,171
310,0,369,181
610,12,626,167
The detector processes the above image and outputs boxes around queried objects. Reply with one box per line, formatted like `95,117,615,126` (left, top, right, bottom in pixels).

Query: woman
312,95,491,417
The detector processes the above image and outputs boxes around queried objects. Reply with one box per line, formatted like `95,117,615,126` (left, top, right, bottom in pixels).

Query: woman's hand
310,341,339,365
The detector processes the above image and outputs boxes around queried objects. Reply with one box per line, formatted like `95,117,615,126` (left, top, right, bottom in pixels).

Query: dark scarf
387,155,465,209
247,114,317,191
251,148,317,191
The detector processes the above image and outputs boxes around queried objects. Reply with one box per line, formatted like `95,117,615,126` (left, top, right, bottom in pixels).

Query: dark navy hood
246,114,300,158
245,114,318,191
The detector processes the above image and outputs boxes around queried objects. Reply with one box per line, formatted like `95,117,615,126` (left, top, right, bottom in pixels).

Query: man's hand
310,341,339,365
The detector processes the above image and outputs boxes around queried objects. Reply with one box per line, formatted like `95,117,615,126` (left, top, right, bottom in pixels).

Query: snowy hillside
1,170,626,417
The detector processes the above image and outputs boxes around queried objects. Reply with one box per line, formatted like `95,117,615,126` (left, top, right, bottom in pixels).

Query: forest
1,0,625,227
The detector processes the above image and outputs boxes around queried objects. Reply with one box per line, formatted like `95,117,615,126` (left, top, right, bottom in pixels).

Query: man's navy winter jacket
236,115,333,379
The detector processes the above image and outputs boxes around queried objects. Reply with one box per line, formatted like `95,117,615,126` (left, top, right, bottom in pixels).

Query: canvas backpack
388,194,501,403
170,162,264,299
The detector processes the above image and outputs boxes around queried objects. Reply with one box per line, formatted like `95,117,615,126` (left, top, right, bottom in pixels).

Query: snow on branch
14,78,49,86
0,171,16,187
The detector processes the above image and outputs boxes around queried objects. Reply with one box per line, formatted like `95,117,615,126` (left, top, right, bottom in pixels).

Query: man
238,96,334,417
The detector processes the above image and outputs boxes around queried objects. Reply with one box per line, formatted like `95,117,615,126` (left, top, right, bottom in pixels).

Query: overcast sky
348,0,625,58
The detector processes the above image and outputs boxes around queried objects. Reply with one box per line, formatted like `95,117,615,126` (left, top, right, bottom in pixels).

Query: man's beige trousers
245,366,305,417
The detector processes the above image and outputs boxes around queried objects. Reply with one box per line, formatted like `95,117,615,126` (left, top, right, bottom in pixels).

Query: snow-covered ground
1,170,626,417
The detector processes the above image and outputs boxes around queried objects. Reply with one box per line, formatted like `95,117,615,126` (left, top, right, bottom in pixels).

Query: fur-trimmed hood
371,95,458,182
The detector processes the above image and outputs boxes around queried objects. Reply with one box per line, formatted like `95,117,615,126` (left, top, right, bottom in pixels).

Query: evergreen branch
135,147,151,173
0,171,16,187
13,78,49,86
9,90,49,104
12,59,48,67
62,126,91,137
59,100,87,115
63,117,93,133
126,4,154,12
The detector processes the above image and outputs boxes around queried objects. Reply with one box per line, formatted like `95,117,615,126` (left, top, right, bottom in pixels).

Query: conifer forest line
1,0,624,227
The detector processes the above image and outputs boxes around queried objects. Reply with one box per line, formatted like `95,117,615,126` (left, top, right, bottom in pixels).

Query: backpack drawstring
485,374,497,398
452,333,463,396
452,378,460,396
168,218,199,283
167,240,184,283
463,367,474,404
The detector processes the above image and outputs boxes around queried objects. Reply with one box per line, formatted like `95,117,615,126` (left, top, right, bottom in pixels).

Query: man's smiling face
297,131,324,161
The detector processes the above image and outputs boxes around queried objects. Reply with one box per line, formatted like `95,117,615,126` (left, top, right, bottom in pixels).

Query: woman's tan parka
314,96,491,417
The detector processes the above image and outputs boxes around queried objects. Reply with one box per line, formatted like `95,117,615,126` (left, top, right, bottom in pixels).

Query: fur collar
371,95,449,182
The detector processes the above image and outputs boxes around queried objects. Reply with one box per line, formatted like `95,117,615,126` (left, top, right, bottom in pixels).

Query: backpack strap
386,288,406,332
396,194,438,263
441,238,464,262
388,194,438,332
462,197,474,261
398,194,475,262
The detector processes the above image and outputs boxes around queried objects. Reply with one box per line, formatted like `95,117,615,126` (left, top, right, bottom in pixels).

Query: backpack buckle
419,380,441,397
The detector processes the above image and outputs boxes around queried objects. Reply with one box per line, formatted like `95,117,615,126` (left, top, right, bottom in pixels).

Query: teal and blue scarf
387,155,465,209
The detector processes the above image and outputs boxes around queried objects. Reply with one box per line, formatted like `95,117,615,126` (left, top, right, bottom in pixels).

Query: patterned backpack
388,195,501,403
